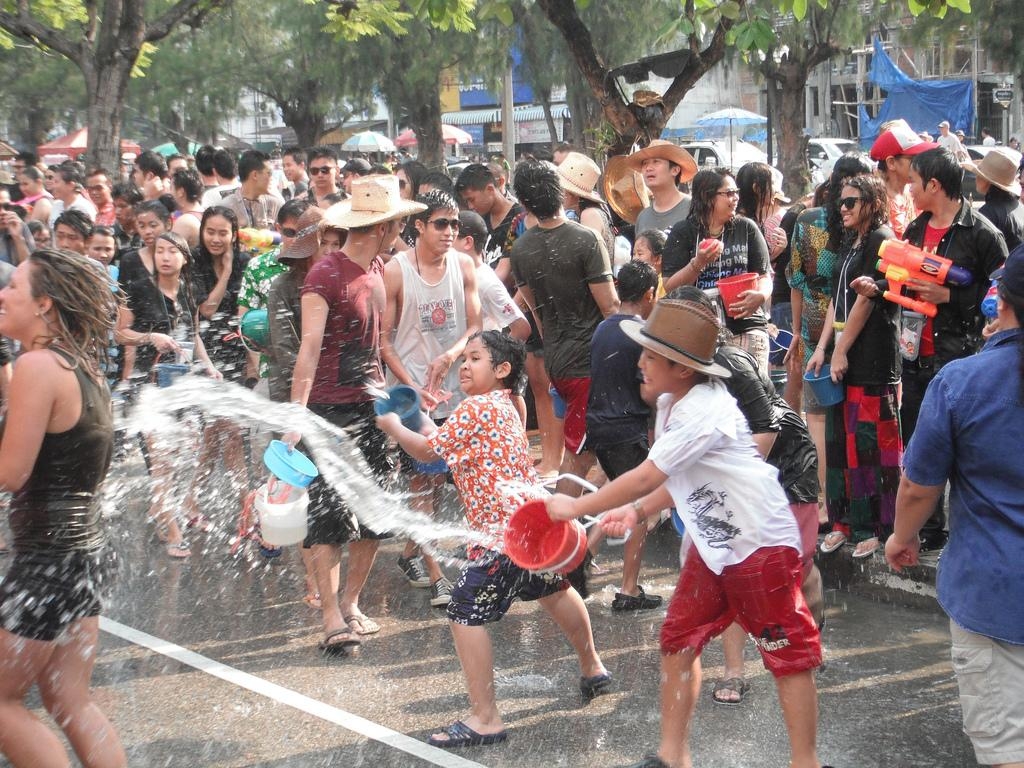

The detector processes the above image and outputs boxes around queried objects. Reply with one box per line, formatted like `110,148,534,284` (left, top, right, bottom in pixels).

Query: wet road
1,454,976,768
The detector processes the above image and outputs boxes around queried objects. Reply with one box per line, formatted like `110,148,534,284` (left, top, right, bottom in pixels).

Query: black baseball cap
342,158,372,176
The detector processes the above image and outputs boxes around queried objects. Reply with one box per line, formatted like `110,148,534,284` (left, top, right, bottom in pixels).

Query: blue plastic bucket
803,365,844,407
768,329,794,365
373,384,424,431
154,363,189,388
263,440,319,488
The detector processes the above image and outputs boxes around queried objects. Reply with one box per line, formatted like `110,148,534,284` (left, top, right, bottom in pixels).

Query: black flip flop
318,628,361,656
427,719,507,748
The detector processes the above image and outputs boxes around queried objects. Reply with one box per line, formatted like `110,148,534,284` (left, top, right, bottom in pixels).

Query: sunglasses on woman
839,196,863,210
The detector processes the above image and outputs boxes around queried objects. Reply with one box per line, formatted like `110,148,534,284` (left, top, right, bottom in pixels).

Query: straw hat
623,140,698,183
278,205,326,262
962,147,1023,196
603,155,650,224
0,170,14,185
322,175,425,229
620,299,731,378
557,152,603,204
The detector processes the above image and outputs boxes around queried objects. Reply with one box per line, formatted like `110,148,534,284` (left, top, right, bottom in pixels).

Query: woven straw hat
557,152,604,204
322,175,426,229
623,140,698,183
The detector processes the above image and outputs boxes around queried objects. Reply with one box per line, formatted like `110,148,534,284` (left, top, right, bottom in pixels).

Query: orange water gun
238,228,281,254
875,240,973,319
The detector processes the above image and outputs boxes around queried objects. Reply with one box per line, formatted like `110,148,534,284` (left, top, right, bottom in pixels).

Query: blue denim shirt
903,327,1024,644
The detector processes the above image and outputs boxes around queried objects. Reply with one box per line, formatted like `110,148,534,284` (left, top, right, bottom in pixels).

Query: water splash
118,377,490,564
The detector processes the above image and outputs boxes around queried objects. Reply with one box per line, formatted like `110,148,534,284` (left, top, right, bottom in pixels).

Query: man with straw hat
545,297,827,768
962,146,1024,250
625,140,698,237
286,175,426,655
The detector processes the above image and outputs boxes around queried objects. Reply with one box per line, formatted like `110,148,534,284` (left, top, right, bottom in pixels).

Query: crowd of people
0,122,1022,768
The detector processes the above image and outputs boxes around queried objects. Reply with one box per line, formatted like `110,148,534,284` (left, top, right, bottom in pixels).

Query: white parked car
807,137,859,186
679,140,769,174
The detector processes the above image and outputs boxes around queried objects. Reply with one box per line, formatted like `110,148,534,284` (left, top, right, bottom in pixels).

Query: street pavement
1,452,978,768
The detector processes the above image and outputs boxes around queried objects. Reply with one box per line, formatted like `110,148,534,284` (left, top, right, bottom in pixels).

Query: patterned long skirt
825,383,902,542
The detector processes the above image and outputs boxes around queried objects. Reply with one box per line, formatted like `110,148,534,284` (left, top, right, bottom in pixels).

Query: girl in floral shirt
376,330,609,749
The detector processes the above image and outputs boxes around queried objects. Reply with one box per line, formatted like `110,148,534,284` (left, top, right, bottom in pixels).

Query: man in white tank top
381,189,482,606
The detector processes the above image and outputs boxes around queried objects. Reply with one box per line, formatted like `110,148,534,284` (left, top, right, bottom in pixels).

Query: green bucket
240,308,269,352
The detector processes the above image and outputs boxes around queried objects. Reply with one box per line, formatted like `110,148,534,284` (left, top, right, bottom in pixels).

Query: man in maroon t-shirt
288,176,426,654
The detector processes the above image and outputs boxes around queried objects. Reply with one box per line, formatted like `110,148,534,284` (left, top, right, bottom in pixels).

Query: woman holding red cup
662,168,773,375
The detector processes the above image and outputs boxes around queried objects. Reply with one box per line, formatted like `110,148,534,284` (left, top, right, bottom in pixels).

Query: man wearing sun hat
870,121,938,238
287,174,426,654
625,140,698,238
545,297,826,768
963,146,1024,250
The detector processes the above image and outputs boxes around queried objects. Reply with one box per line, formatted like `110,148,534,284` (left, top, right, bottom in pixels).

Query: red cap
869,124,939,161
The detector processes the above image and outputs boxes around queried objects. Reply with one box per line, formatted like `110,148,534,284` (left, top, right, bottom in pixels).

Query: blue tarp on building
858,38,974,147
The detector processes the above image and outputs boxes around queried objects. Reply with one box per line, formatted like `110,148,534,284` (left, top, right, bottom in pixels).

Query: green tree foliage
0,0,230,169
0,42,85,148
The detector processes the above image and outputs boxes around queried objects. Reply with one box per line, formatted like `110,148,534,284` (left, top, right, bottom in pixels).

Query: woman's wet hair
27,249,119,376
472,330,526,393
135,199,171,225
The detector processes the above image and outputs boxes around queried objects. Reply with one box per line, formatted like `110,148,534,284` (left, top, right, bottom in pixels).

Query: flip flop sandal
166,542,191,558
712,677,750,705
344,614,381,635
318,628,360,656
580,672,613,700
852,538,880,558
427,719,508,749
819,531,848,554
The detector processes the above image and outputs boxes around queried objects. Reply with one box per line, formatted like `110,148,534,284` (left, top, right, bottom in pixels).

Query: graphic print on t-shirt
419,298,456,333
686,483,742,549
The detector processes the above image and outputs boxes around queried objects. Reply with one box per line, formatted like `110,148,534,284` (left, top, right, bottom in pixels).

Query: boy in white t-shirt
547,298,825,768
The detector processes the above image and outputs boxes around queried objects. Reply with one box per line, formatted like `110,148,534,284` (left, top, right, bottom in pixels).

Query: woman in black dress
0,249,126,767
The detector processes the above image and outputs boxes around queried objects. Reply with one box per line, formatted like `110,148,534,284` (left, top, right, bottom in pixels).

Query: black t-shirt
715,345,818,503
830,226,900,387
585,314,650,447
772,205,805,305
663,215,770,335
191,249,249,383
123,275,196,377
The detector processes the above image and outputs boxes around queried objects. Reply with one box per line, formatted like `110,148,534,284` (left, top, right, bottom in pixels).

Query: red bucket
716,272,759,318
504,500,588,574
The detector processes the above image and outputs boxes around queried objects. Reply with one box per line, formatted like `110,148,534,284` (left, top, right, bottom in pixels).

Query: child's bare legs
657,649,701,768
537,588,605,679
774,670,820,768
431,622,505,739
716,623,748,702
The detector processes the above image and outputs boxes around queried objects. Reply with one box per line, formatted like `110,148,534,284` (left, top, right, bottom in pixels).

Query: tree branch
0,8,78,62
147,0,228,42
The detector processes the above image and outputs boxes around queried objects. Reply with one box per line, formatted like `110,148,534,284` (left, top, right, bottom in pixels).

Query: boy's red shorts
660,545,821,677
549,376,590,454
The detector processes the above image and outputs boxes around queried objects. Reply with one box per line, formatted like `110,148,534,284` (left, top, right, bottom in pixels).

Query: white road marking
100,617,488,768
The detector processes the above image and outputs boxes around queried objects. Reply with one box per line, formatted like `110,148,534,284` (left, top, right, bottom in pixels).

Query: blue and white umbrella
695,108,767,149
341,130,396,153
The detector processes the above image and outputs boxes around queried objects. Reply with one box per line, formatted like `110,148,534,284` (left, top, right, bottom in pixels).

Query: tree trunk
278,96,325,149
84,59,133,173
411,91,444,170
538,88,559,151
774,76,811,197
